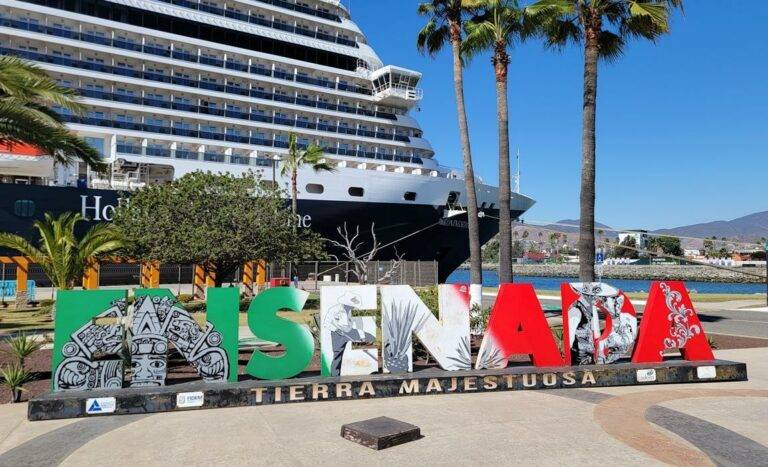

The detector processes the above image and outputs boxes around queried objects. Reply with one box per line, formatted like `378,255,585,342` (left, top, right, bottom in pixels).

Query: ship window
13,200,35,218
348,187,364,197
447,191,460,205
404,192,417,201
306,183,324,194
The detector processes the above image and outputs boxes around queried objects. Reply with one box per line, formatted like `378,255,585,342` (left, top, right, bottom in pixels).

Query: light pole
271,155,281,183
764,241,768,307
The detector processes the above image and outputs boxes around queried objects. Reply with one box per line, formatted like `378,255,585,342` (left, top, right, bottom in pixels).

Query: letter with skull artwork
130,295,228,387
52,289,234,392
561,282,638,365
319,286,378,377
53,290,128,391
380,284,472,373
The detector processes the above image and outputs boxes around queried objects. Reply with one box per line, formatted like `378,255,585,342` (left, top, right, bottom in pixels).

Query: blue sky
348,0,768,230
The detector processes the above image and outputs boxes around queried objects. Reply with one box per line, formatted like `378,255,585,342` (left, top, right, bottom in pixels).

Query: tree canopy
614,236,639,259
649,235,683,257
112,172,326,284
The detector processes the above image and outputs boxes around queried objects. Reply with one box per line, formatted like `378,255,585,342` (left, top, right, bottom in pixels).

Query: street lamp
764,240,768,307
271,154,281,184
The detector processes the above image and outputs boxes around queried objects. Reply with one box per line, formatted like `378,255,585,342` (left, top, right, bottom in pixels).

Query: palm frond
0,56,104,171
598,30,625,61
0,233,46,262
2,212,123,290
417,19,451,56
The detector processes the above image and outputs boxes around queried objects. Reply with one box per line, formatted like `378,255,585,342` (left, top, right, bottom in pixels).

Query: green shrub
470,304,492,334
0,364,32,403
3,332,43,367
177,294,194,303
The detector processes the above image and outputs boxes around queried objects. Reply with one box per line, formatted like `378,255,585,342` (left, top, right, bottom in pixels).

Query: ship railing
115,145,275,169
372,85,424,102
437,166,465,180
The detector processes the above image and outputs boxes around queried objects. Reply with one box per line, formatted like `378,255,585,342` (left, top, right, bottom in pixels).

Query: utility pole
764,241,768,307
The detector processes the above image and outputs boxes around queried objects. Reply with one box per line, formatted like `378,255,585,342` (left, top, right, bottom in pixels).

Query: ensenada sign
35,280,745,420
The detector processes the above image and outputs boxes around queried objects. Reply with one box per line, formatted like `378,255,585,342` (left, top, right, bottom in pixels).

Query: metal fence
0,260,439,291
265,261,439,289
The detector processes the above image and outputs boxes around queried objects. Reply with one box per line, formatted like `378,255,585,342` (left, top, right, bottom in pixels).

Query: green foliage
527,0,684,62
0,212,124,290
415,286,440,319
417,0,484,56
551,325,564,354
462,0,541,64
0,55,105,171
470,303,492,333
483,237,524,262
282,133,334,215
614,236,639,259
112,172,326,285
3,332,43,367
0,364,32,402
649,235,683,257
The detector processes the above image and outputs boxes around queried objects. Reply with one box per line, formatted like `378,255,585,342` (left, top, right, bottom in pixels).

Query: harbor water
447,270,766,295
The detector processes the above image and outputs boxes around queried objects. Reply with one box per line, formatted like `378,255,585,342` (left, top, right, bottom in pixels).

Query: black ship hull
0,184,518,282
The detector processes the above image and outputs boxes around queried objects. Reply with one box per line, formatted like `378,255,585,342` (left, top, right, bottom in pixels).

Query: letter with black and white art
380,284,471,373
319,286,378,377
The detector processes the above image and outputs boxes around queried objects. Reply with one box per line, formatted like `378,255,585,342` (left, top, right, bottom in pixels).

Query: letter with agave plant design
381,284,471,373
319,285,378,376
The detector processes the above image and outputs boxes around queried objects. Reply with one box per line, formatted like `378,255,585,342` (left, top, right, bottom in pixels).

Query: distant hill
653,211,768,242
511,219,615,250
544,219,616,236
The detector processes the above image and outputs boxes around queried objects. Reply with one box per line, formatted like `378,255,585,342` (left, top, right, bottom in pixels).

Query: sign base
28,359,747,421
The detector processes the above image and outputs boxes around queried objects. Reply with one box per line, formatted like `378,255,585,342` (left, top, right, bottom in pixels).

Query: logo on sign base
86,397,116,414
176,392,205,408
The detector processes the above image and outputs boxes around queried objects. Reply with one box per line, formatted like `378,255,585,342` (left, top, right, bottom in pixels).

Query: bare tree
376,250,406,285
327,222,379,284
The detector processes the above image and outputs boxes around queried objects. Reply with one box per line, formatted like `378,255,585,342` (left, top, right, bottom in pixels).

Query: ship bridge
368,66,424,108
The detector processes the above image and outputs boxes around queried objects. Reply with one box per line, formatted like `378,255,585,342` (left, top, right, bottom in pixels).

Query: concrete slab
0,348,765,466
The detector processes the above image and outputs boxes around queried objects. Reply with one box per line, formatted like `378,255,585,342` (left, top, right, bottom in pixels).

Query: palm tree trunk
449,21,482,304
495,50,512,284
579,31,599,282
291,169,298,218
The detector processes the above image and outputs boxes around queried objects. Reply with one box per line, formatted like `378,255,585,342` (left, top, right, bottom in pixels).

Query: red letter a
475,284,564,368
632,281,714,363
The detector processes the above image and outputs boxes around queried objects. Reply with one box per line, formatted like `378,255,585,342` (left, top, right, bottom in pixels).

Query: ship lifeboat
0,142,54,179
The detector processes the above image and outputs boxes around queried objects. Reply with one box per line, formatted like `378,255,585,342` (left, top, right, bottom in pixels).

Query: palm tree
417,0,484,302
280,133,333,217
0,56,105,171
528,0,683,281
462,0,538,284
0,212,124,291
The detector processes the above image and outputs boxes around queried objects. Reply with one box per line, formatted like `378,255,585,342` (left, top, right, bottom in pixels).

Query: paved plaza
0,347,765,466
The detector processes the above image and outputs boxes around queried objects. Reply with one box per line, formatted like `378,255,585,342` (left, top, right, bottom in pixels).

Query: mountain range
514,211,768,248
653,211,768,243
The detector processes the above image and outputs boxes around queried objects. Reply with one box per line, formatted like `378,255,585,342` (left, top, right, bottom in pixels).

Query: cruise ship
0,0,535,281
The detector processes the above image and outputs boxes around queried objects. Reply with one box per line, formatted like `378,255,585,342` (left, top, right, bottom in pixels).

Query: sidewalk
0,348,765,466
